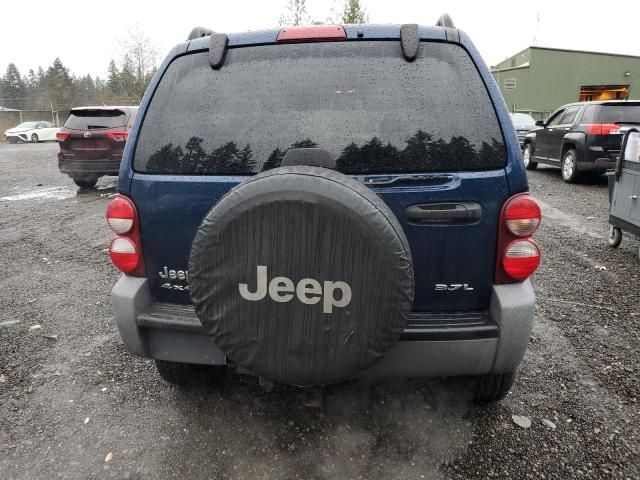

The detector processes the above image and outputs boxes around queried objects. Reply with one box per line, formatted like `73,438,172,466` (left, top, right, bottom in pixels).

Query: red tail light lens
277,25,347,43
56,132,70,141
106,132,128,142
106,195,145,276
504,195,541,237
585,124,621,135
106,196,135,234
496,193,541,284
503,240,541,281
108,237,140,273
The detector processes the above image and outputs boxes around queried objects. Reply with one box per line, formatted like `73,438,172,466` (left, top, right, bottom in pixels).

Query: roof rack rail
435,14,455,28
187,27,214,41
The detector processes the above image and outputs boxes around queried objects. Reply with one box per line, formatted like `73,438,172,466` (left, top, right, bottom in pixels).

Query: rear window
64,110,127,130
595,104,640,124
135,41,505,174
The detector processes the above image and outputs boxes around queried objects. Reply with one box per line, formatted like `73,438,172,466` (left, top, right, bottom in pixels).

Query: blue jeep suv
107,17,541,402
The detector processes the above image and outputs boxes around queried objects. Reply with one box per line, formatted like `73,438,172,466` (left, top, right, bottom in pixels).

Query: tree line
0,1,369,111
142,131,506,174
0,29,158,111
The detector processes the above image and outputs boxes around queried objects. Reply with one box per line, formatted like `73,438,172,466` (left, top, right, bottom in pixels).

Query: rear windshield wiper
87,125,109,129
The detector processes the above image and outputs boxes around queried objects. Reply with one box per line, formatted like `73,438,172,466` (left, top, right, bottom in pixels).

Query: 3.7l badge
435,283,474,291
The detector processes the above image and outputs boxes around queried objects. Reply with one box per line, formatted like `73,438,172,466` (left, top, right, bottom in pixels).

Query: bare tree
118,25,158,101
279,0,310,26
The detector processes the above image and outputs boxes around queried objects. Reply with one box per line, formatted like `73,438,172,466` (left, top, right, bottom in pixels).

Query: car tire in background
72,177,99,189
561,149,581,183
523,144,537,170
154,360,225,387
31,133,38,143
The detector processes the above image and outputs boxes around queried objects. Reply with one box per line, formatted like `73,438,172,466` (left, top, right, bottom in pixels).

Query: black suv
523,100,640,182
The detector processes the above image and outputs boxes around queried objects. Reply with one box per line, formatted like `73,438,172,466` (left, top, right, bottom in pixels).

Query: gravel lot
0,143,638,479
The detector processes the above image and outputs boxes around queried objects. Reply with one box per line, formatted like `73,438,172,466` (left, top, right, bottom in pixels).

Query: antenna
532,12,540,46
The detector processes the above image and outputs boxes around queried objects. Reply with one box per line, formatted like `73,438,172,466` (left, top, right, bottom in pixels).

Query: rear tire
523,144,537,170
473,371,515,403
561,149,581,183
155,360,225,387
72,177,98,189
608,226,622,248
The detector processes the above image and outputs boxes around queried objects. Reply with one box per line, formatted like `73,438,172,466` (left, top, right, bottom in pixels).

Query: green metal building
491,47,640,120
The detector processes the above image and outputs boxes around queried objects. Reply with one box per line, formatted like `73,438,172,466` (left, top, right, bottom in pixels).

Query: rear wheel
523,144,537,170
155,360,225,387
72,177,98,189
473,371,515,403
608,226,622,248
30,133,39,143
561,149,581,183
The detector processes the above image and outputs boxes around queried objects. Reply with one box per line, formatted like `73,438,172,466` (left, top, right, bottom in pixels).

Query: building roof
529,46,640,60
493,46,640,70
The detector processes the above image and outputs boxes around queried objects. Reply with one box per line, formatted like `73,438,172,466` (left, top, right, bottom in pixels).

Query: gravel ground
0,143,638,479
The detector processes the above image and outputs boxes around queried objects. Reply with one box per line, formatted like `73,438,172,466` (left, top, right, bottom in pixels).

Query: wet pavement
0,143,638,479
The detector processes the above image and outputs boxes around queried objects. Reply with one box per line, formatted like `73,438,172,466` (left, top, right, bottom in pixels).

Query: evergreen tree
107,59,121,98
2,63,26,109
263,147,284,170
340,0,368,23
119,54,137,102
44,58,75,110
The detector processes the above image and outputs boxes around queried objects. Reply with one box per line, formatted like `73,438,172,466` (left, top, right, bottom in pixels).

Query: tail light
106,195,145,276
496,193,541,284
106,131,128,142
585,124,621,135
56,132,70,141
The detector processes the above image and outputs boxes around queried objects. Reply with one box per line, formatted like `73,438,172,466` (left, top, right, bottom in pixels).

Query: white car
3,121,60,143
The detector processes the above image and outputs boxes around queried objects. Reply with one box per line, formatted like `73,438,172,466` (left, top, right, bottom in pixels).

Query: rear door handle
405,202,482,223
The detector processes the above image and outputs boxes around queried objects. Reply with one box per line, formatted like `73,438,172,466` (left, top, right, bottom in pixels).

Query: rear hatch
128,40,511,312
60,108,130,159
591,102,640,153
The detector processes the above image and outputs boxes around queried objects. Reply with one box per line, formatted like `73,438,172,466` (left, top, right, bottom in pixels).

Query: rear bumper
111,276,535,379
58,152,121,175
577,146,618,172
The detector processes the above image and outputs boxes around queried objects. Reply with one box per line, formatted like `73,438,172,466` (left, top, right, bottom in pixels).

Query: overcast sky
2,0,639,79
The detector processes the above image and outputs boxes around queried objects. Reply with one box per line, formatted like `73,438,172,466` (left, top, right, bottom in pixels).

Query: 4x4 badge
435,284,474,291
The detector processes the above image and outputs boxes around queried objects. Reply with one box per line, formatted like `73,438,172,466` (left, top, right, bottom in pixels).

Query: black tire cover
189,166,414,386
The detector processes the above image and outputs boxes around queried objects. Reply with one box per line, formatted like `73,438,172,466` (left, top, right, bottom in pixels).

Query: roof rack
435,14,455,28
187,27,214,40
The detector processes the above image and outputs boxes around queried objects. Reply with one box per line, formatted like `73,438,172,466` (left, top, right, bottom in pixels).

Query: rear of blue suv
107,19,541,402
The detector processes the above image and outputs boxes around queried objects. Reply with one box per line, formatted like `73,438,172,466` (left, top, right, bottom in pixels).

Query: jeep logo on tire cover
239,265,352,314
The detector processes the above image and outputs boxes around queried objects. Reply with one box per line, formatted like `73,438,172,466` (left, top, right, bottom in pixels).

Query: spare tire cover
189,166,414,386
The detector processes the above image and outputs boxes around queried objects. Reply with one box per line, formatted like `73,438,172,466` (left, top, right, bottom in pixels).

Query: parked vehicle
607,128,640,258
107,17,541,402
3,121,59,143
509,113,536,148
523,100,640,182
56,106,138,188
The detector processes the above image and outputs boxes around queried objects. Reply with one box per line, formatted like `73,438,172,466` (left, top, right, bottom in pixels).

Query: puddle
0,186,76,202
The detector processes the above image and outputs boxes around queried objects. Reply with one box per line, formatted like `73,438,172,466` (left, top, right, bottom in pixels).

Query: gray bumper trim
111,275,535,377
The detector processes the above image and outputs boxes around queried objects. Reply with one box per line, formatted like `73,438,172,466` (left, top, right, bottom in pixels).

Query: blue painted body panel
118,25,527,311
